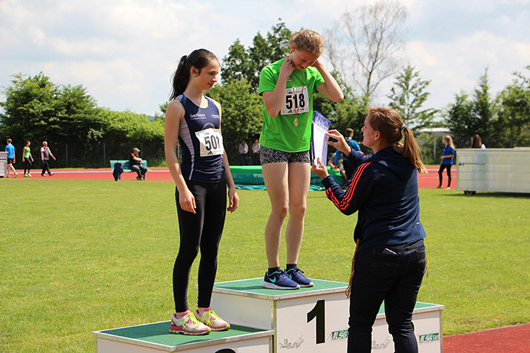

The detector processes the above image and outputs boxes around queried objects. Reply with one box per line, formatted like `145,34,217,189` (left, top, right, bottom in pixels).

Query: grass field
1,178,529,352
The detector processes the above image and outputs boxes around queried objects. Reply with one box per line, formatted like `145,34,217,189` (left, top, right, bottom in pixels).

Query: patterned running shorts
260,146,310,165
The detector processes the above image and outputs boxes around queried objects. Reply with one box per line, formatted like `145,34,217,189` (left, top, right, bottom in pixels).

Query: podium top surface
93,322,273,351
211,278,349,300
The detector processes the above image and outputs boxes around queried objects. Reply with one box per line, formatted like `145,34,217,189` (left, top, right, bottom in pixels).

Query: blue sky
1,0,529,116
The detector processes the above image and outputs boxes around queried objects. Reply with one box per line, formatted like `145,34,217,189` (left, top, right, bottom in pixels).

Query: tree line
2,0,529,167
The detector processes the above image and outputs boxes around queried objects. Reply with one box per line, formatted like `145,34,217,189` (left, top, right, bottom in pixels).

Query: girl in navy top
312,107,428,353
164,49,239,336
437,135,455,189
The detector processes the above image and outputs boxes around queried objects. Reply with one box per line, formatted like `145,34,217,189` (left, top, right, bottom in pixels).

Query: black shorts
7,158,14,164
260,146,310,165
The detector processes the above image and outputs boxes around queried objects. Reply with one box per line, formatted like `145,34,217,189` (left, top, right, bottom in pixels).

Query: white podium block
209,278,444,353
210,279,350,352
93,321,273,353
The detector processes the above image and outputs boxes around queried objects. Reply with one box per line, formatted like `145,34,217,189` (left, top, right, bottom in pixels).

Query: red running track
10,167,458,189
443,324,530,353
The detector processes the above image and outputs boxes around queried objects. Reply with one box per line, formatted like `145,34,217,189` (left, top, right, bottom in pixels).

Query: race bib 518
281,86,309,115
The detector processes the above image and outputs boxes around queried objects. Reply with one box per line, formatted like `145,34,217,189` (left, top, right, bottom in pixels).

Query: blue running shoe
285,267,314,287
262,270,300,290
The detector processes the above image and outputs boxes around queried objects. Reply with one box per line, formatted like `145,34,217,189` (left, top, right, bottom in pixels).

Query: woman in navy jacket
312,107,428,353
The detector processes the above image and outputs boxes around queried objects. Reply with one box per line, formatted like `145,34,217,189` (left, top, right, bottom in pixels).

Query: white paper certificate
311,111,332,166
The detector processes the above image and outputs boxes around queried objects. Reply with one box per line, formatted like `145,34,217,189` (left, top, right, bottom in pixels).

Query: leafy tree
472,69,498,146
496,66,530,147
208,79,263,163
388,65,437,130
99,109,164,143
222,21,292,92
445,69,499,147
445,93,475,147
0,73,101,144
0,72,164,148
221,39,253,85
324,0,408,99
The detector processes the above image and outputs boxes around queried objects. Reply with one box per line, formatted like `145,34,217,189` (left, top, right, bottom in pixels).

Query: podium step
93,322,273,352
210,278,444,353
94,279,444,352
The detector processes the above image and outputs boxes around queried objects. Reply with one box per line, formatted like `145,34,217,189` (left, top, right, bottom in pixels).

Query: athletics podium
93,279,444,352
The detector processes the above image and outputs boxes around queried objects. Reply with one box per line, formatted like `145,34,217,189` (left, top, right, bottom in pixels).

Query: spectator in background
333,127,361,187
5,138,18,178
129,147,147,180
41,141,56,177
251,139,261,165
466,134,486,195
471,134,486,149
437,135,455,189
22,140,34,177
239,139,248,165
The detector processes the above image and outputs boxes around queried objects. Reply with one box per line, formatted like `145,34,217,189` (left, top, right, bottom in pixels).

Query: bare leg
285,162,311,264
262,162,289,268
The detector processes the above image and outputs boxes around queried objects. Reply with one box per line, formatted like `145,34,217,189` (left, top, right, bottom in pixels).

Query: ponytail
170,55,189,100
401,126,427,174
169,49,218,101
367,107,427,174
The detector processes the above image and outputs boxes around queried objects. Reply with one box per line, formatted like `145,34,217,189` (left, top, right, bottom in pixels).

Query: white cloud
1,0,530,115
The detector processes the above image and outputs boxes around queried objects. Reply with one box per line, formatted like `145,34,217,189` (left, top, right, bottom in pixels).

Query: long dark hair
169,49,218,100
471,134,482,148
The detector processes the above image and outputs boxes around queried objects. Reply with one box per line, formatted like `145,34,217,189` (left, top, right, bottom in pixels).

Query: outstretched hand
311,158,329,179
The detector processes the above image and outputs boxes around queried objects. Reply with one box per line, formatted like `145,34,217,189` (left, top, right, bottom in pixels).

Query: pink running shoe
195,308,230,331
169,311,211,335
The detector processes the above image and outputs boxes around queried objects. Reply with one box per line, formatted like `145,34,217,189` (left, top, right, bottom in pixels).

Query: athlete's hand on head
279,55,295,78
227,187,239,213
311,58,324,70
311,158,329,179
179,189,196,214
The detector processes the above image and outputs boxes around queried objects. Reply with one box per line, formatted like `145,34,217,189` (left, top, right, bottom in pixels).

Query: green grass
1,178,529,352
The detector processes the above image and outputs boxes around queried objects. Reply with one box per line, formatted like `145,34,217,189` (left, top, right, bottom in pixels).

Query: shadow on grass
442,192,530,199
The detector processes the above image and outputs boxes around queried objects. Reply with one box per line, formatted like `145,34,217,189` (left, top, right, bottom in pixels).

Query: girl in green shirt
22,140,34,177
258,29,344,289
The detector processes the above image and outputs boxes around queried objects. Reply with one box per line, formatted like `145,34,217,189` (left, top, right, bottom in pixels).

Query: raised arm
314,59,344,103
262,57,295,118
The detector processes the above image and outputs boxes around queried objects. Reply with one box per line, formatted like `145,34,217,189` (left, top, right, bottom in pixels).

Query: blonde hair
289,29,324,56
367,107,427,174
443,135,455,149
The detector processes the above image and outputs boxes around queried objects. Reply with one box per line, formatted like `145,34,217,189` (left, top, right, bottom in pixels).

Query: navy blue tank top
177,95,225,183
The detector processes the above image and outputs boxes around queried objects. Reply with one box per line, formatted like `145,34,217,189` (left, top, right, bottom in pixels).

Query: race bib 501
195,128,223,157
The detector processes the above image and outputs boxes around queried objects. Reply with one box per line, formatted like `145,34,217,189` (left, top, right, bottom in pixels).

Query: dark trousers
438,164,452,187
348,239,426,353
41,160,52,176
252,152,260,165
344,160,354,181
240,153,247,165
173,180,227,312
130,164,147,179
24,160,32,174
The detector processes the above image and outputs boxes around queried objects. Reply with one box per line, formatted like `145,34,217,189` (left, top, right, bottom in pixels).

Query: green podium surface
93,322,273,352
93,278,444,353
